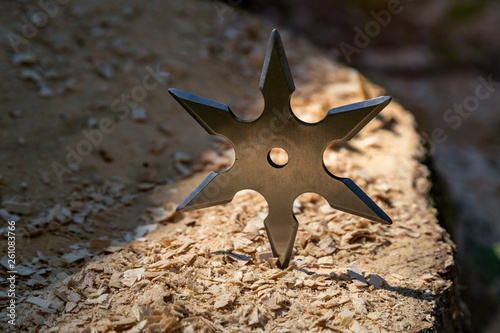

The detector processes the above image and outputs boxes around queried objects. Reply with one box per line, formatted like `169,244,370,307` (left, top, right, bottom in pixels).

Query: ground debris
2,199,32,215
368,273,387,289
131,108,147,122
25,296,51,309
61,249,89,265
11,53,37,66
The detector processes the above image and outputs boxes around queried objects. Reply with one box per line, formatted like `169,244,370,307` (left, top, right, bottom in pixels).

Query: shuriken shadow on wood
169,29,392,269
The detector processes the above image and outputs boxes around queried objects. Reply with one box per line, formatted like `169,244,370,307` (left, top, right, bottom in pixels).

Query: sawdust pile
13,99,456,332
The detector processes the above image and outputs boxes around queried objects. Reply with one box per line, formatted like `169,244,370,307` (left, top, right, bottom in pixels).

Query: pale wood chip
304,279,317,287
324,297,350,308
262,291,288,311
368,274,387,288
109,272,122,288
2,199,32,214
107,317,137,330
294,255,316,268
341,229,375,246
250,279,271,289
243,214,265,235
148,259,176,269
422,274,435,282
267,269,287,280
124,267,145,280
353,279,369,287
341,243,363,250
214,293,234,309
351,295,368,315
26,296,51,308
310,314,334,328
404,229,421,238
136,285,169,305
84,293,109,304
318,256,334,266
248,306,259,325
339,308,354,318
391,273,404,280
178,254,196,265
16,264,36,276
350,319,371,333
87,288,106,298
347,262,368,287
122,268,145,287
61,249,89,265
232,235,254,250
258,252,273,263
379,293,396,301
200,316,229,333
124,319,148,333
367,311,381,320
175,241,195,255
65,301,77,312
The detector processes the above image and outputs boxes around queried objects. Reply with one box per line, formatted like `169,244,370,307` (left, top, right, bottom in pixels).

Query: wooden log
10,1,465,332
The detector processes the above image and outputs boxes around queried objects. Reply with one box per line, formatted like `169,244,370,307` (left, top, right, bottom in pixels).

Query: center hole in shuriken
268,148,288,168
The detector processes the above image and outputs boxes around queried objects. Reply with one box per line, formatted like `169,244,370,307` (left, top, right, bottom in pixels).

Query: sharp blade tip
375,214,392,225
168,88,184,99
176,198,196,212
370,95,392,105
277,259,290,270
383,216,393,225
270,29,281,40
381,96,392,104
260,29,295,95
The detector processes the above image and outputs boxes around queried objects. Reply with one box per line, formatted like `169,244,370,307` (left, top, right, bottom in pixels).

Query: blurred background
240,0,500,331
0,0,499,331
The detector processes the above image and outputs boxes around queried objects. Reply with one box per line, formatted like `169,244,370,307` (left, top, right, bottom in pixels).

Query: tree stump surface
2,0,464,332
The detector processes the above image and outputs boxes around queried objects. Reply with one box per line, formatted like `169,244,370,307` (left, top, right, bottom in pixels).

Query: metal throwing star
169,29,392,268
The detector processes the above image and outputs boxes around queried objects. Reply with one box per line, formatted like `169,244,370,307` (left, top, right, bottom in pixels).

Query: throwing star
169,29,392,268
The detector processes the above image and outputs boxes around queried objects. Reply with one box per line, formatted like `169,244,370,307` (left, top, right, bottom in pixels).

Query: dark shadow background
236,0,500,331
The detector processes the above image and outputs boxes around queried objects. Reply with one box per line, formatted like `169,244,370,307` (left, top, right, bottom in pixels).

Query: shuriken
169,29,392,268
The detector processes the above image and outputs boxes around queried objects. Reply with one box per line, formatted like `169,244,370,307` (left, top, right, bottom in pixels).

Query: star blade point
176,172,238,212
264,210,298,268
322,96,392,141
168,88,238,137
320,167,392,225
259,29,295,104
